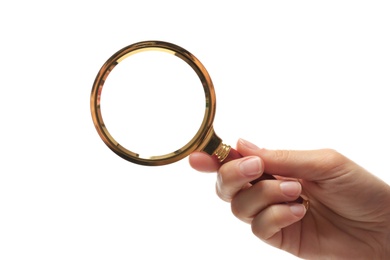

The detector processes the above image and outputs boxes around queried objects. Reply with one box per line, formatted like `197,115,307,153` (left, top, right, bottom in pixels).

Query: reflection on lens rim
90,41,216,166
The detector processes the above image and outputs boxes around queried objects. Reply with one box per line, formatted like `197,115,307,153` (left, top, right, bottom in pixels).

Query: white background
1,1,389,259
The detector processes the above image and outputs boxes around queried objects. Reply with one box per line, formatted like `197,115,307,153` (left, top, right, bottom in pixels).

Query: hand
189,139,390,259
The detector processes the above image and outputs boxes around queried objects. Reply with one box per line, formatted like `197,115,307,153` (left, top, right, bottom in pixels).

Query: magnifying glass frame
90,41,226,166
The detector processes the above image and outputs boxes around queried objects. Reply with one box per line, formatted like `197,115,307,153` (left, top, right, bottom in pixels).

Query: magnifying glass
90,40,307,199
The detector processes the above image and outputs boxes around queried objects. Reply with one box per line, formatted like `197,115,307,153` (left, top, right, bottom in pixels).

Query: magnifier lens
100,50,206,159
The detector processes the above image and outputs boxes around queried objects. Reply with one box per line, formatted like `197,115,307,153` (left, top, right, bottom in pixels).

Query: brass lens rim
90,41,216,166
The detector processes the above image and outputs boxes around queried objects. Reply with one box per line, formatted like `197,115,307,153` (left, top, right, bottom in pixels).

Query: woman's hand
189,139,390,259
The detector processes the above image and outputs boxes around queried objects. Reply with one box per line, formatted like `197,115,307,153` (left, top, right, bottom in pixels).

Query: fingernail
239,157,261,177
280,181,301,197
239,138,260,150
289,204,306,217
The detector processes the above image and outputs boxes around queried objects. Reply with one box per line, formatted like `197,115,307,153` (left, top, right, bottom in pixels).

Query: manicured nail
239,138,260,150
239,157,261,177
289,204,306,217
280,181,301,197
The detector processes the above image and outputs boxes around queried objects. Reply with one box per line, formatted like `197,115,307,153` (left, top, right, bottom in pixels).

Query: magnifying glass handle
221,147,304,203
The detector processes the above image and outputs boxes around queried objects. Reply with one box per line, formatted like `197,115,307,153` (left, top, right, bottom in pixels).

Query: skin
189,139,390,259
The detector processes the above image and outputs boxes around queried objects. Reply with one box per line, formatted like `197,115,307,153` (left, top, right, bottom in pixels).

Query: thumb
236,139,352,181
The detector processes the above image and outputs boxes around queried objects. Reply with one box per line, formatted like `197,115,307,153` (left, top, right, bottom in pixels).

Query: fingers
216,156,264,202
188,152,220,173
190,139,354,181
189,140,310,245
251,203,306,244
236,139,352,181
231,180,302,223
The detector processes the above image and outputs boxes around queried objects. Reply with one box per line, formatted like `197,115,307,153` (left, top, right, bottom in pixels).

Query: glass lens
99,50,206,159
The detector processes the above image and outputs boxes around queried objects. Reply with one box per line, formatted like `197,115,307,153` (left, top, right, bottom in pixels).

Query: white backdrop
1,1,389,259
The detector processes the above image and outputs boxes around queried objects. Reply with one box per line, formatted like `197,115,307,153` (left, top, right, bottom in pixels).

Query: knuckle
215,181,232,202
230,197,243,218
320,148,344,162
231,182,268,221
251,220,266,239
251,207,278,241
318,148,349,170
273,149,292,164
